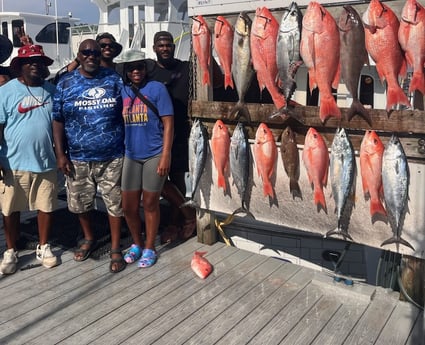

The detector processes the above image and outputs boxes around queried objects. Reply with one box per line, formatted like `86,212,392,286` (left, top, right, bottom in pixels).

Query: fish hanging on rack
326,128,355,241
214,16,234,90
280,126,301,199
211,119,230,192
192,15,212,86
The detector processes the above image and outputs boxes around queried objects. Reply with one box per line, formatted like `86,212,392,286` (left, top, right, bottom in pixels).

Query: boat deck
0,216,423,344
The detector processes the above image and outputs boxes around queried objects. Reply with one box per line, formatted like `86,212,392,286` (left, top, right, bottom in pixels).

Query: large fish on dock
280,126,301,199
276,1,303,103
211,119,230,192
184,119,209,207
251,7,287,110
338,5,371,125
230,122,253,217
214,16,234,90
230,12,255,121
302,127,329,212
300,1,341,123
254,123,277,198
381,135,413,250
359,130,386,220
192,15,212,86
362,0,411,112
398,0,425,96
326,128,355,240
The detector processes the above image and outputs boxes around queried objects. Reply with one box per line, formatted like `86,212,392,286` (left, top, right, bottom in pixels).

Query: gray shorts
121,155,167,192
66,158,123,217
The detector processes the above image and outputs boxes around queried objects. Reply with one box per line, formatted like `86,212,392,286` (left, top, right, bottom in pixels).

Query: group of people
0,31,196,275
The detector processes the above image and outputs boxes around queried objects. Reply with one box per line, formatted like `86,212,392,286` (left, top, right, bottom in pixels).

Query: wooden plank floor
0,231,423,344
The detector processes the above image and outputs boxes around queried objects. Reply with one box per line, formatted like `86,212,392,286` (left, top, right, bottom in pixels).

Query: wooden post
196,209,217,245
399,255,424,308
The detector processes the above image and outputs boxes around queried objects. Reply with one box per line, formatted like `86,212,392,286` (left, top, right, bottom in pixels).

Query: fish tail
229,102,251,122
370,199,386,218
381,236,415,251
386,85,411,111
181,199,199,209
203,71,211,86
289,180,302,199
314,186,327,211
194,251,207,257
325,227,353,241
233,207,255,219
319,95,341,123
217,174,226,191
409,72,425,96
263,180,274,198
346,99,372,125
224,74,234,90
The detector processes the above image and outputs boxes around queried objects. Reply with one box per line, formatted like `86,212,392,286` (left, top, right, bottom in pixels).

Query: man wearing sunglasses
52,39,127,273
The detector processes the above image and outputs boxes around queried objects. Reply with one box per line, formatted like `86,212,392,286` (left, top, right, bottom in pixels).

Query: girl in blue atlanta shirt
120,53,174,268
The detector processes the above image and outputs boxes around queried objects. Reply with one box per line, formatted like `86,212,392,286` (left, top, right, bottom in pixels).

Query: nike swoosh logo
18,102,49,113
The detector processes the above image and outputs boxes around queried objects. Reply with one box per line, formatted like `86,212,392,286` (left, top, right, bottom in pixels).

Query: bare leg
122,190,144,247
108,214,124,271
3,212,20,250
74,211,95,261
143,190,161,250
37,210,52,245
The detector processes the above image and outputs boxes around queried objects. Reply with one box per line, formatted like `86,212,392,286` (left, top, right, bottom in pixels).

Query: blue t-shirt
52,67,124,161
121,81,173,160
0,79,56,172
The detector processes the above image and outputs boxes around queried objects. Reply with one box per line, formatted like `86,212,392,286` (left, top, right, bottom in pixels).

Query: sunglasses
126,63,146,72
100,43,114,49
79,49,101,57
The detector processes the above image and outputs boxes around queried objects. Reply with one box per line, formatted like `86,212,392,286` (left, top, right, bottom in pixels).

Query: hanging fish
302,127,329,212
326,128,355,240
381,135,413,250
254,123,277,198
230,122,253,217
280,126,301,199
211,119,230,192
192,15,212,86
230,12,255,121
183,119,209,208
214,16,234,90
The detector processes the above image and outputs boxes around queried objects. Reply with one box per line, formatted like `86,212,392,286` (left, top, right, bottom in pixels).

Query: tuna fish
214,16,234,90
191,251,213,279
277,1,303,103
184,119,209,207
211,119,230,192
230,122,253,217
326,128,355,240
192,15,212,86
359,130,386,220
398,0,425,95
280,126,301,199
363,0,411,112
230,12,255,121
251,7,286,110
302,127,329,212
300,1,341,123
381,135,413,250
338,5,371,125
254,123,277,198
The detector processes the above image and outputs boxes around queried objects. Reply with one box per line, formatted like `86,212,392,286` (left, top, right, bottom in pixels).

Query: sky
1,0,100,24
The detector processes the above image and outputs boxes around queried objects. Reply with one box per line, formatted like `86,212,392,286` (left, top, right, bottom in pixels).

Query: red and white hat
10,44,54,72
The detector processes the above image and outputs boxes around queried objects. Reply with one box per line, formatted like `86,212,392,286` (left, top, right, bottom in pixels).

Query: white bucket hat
115,49,145,63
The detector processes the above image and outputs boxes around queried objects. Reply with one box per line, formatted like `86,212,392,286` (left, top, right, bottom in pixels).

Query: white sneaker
0,249,18,275
36,243,58,268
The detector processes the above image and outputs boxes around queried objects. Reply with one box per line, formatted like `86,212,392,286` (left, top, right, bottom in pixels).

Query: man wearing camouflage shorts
52,39,126,273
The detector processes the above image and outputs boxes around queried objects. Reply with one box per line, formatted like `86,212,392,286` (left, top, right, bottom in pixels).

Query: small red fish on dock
214,16,234,90
192,15,212,86
302,127,329,212
191,251,213,279
211,119,230,192
254,123,277,198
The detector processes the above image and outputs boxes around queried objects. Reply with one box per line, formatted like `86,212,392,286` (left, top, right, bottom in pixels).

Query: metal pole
55,0,59,63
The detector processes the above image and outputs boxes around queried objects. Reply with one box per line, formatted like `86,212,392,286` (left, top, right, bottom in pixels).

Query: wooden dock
0,234,423,344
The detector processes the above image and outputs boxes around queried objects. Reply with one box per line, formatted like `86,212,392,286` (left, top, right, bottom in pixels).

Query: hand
56,155,73,176
157,155,171,177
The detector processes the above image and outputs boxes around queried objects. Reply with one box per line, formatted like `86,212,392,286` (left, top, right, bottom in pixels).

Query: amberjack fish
381,135,413,250
230,12,255,121
254,123,277,198
183,119,209,208
280,126,301,199
230,122,254,217
326,128,355,240
338,5,371,125
277,1,303,103
211,119,230,192
302,127,329,212
191,251,213,279
363,0,411,112
192,15,212,86
214,16,234,90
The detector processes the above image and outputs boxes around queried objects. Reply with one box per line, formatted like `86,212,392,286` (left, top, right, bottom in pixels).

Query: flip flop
109,248,127,273
138,249,157,268
73,239,96,262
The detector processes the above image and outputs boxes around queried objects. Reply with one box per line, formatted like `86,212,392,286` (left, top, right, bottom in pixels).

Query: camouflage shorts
66,158,123,217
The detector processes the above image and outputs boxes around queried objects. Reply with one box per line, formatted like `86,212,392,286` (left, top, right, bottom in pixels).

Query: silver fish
381,135,413,250
338,5,371,125
183,119,209,208
280,126,301,199
230,12,255,121
277,1,303,102
326,128,355,240
229,122,253,218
